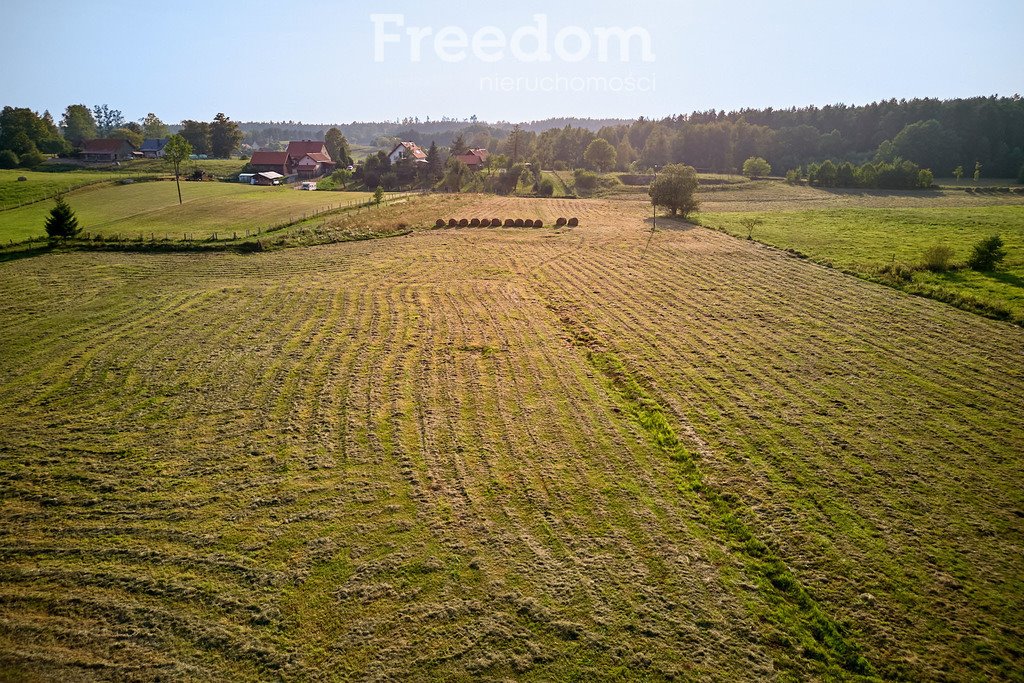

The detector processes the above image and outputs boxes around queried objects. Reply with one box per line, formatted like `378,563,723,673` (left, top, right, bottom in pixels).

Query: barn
249,151,290,175
80,138,136,162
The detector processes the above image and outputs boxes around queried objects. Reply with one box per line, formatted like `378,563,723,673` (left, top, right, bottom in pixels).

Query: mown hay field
700,205,1024,324
0,181,374,242
0,195,1021,680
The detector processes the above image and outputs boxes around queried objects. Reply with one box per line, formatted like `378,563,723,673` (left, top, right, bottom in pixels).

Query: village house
285,140,330,168
139,138,170,158
388,141,427,164
80,138,136,162
452,148,490,170
295,152,335,179
248,151,290,175
248,141,337,180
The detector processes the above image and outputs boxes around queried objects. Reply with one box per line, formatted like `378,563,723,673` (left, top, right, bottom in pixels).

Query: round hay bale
448,218,458,227
524,219,535,227
491,218,502,226
555,217,567,227
458,218,469,227
435,219,445,228
534,219,544,228
514,218,525,227
504,218,515,227
470,218,481,227
568,217,579,227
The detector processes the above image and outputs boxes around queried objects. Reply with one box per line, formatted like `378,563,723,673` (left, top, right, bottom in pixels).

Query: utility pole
643,165,658,257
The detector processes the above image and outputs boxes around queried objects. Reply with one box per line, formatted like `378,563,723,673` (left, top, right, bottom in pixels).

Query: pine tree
44,195,80,239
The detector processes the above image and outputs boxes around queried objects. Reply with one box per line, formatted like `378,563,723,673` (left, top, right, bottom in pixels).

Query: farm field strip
0,194,1021,679
0,180,375,242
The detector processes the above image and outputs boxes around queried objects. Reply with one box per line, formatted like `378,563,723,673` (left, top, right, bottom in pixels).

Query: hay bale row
555,217,580,227
435,218,547,228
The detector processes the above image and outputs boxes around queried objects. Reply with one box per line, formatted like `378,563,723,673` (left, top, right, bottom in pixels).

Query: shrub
504,218,515,227
967,234,1007,271
742,156,772,178
514,218,525,227
573,169,600,194
784,168,802,184
435,219,445,228
0,150,19,169
448,218,458,227
568,217,579,227
470,218,480,227
458,218,469,227
18,149,45,168
918,169,934,188
921,244,955,272
556,217,567,227
878,262,914,284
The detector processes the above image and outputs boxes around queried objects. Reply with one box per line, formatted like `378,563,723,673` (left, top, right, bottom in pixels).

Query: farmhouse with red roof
295,151,336,179
452,148,490,170
248,151,290,175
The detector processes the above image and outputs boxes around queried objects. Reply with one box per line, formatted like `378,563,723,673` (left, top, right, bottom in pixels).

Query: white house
388,141,427,164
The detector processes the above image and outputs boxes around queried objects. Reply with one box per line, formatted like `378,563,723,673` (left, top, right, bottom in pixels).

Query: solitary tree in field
44,195,80,240
163,134,193,205
649,164,699,218
953,165,963,184
740,216,764,240
742,156,772,178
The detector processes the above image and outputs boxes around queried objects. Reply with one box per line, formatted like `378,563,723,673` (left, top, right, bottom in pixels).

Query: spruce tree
44,195,80,239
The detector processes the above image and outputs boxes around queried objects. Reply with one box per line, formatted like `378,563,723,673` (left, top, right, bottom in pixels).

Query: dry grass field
0,194,1022,680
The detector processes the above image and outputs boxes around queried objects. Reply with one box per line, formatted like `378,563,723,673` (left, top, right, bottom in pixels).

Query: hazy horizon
5,0,1023,124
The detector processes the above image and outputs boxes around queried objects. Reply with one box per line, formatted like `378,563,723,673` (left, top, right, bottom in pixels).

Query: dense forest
559,96,1024,177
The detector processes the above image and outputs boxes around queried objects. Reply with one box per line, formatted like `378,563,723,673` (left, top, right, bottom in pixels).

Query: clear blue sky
5,0,1022,124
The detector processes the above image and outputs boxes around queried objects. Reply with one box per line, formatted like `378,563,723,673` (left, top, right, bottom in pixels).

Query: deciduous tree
584,138,617,172
60,104,97,146
163,135,193,205
209,113,242,158
741,156,772,178
648,164,699,217
141,113,169,139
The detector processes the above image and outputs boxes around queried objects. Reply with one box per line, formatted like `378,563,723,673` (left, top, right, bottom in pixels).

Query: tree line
0,104,246,167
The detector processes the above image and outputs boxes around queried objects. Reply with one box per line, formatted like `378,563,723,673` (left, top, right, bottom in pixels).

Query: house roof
454,148,490,165
389,141,427,160
255,171,284,179
82,138,134,153
302,152,334,163
140,138,169,151
286,140,329,158
249,151,289,166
